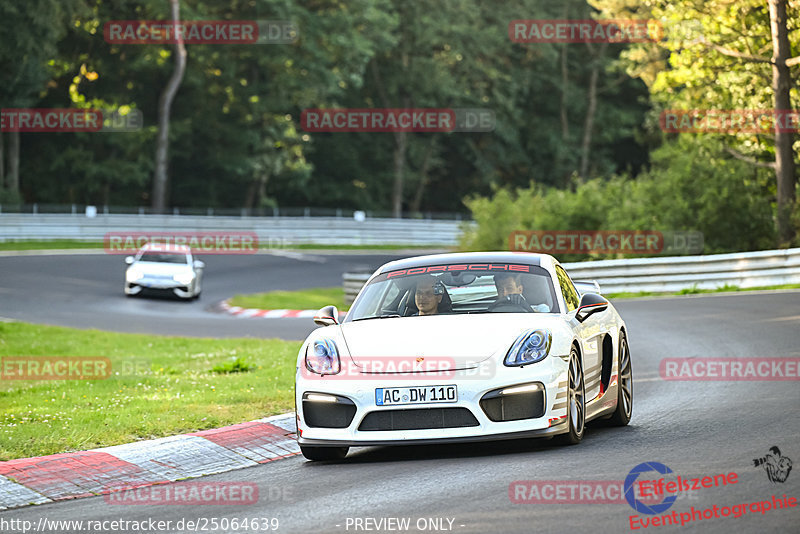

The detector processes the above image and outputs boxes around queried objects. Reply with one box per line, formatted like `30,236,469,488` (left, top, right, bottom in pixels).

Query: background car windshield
349,265,556,320
137,251,188,264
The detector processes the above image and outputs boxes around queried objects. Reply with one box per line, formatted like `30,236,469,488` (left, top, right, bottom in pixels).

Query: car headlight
305,339,340,375
126,269,144,283
504,329,552,366
173,272,195,285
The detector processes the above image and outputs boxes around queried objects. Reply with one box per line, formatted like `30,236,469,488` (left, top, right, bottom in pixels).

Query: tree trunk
151,0,187,212
392,128,408,217
410,135,438,213
769,0,796,245
7,130,20,195
579,42,607,179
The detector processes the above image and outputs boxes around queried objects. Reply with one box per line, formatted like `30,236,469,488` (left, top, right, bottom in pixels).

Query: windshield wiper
352,314,401,322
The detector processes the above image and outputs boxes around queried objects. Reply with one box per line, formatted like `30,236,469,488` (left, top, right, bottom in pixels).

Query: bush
460,136,776,257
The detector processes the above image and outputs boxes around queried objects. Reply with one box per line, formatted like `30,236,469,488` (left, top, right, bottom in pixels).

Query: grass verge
229,287,349,311
0,321,300,461
606,283,800,299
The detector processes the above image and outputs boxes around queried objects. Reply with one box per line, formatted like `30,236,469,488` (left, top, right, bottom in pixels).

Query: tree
0,0,86,202
151,0,186,211
592,0,800,245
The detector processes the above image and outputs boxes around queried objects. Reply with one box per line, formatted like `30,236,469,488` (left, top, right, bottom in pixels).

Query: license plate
375,385,457,406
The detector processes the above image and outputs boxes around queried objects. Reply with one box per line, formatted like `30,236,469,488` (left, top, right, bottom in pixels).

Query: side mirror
314,305,339,326
575,292,608,322
193,260,205,269
125,256,135,265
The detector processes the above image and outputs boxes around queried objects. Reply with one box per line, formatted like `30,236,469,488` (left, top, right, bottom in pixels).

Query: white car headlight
173,272,195,285
126,269,144,283
504,329,552,367
305,339,340,375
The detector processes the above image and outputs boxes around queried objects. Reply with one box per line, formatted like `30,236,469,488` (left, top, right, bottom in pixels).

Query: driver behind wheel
493,273,549,312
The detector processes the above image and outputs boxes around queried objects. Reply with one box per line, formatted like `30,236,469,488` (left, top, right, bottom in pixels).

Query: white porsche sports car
295,252,632,461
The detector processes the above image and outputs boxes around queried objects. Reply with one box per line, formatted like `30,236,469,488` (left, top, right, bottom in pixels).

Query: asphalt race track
1,253,798,534
0,251,403,340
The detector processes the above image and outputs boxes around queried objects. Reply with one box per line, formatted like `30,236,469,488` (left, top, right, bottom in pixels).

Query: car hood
130,261,191,276
339,313,565,369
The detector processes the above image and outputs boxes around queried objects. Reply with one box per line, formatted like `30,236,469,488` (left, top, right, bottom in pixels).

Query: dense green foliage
461,136,777,257
2,0,648,213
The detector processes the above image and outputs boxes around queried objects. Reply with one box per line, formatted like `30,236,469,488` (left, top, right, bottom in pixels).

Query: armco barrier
0,213,470,246
342,248,800,303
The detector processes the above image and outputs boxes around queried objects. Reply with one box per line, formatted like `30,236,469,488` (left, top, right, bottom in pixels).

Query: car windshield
348,263,557,321
137,251,188,264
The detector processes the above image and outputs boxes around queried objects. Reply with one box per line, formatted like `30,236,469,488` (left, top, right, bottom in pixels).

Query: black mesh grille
358,408,479,431
480,388,545,422
303,398,356,428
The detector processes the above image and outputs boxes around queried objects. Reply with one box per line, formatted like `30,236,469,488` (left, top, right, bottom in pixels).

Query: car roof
139,243,191,253
377,251,554,274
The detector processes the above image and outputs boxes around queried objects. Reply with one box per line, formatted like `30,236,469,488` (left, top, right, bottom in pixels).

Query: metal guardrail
342,248,800,303
0,213,470,246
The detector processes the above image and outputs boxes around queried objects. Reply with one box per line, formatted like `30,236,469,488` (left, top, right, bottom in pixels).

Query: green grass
229,287,349,311
0,321,300,461
287,243,449,250
606,283,800,299
0,240,104,251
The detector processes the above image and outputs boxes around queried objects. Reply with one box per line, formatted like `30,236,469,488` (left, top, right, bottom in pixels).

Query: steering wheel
488,294,532,313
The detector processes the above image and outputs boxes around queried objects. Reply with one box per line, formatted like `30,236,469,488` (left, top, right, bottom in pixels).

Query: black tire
300,445,349,461
608,332,633,426
555,346,585,445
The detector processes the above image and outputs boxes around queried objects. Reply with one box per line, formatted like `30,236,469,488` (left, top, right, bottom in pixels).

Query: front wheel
300,445,349,461
608,332,633,426
555,346,585,445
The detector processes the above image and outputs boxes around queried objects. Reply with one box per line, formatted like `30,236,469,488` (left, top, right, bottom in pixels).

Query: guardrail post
33,203,38,215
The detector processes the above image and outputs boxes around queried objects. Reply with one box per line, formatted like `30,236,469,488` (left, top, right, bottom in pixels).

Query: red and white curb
0,413,298,511
220,300,347,319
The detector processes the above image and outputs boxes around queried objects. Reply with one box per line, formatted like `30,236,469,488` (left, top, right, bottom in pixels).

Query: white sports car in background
295,252,633,461
124,243,204,299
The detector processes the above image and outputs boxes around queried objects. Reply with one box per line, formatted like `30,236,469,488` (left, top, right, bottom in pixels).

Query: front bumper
125,277,194,298
295,355,570,446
